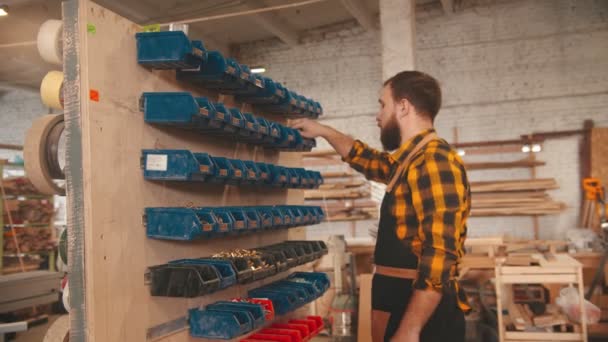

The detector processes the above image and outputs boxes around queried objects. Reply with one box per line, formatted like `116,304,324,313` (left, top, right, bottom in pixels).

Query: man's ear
397,99,410,119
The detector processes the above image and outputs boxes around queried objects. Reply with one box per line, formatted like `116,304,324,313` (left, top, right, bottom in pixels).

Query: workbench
495,253,587,341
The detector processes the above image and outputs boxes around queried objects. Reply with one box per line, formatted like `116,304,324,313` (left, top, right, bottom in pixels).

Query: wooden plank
533,313,568,328
472,191,548,200
542,252,557,262
500,265,578,275
470,201,566,216
460,255,496,269
318,179,366,189
74,2,307,341
320,171,353,178
470,178,559,193
357,274,372,342
465,158,545,170
500,274,578,284
304,189,370,200
507,301,528,331
504,255,536,266
465,236,504,247
504,331,583,340
459,145,524,155
303,150,338,158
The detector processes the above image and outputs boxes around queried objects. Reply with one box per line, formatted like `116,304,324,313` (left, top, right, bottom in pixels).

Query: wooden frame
494,254,587,342
63,1,310,341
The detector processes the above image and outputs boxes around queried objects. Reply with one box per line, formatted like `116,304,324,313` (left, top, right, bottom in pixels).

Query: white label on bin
146,154,168,171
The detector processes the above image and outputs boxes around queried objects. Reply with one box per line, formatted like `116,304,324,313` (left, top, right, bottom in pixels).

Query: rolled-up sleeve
407,151,468,292
342,140,396,184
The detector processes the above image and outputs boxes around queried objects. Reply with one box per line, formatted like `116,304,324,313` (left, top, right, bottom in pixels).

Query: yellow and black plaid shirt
344,128,470,309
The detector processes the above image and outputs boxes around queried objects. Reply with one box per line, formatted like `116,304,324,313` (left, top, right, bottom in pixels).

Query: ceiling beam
440,0,454,15
340,0,378,31
243,1,300,46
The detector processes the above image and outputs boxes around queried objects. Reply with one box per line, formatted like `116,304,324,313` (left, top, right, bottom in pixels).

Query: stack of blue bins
248,272,330,315
141,149,323,188
189,301,266,339
188,271,330,339
145,205,325,241
140,92,316,151
135,32,322,119
148,241,329,300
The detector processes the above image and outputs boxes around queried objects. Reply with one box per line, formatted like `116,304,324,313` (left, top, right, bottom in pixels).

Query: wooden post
529,150,540,240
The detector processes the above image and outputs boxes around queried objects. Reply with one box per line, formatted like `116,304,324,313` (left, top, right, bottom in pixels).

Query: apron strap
386,133,438,193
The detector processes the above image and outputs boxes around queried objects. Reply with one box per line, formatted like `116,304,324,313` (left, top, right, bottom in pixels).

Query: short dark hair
384,71,442,122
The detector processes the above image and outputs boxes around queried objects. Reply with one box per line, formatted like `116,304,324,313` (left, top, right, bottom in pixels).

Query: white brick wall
0,87,49,161
237,0,608,241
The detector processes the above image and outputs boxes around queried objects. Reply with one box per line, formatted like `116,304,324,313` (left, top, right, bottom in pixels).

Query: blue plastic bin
136,31,205,69
148,263,221,297
142,149,214,181
177,51,244,91
206,301,266,329
209,156,234,183
169,258,237,289
226,159,246,185
241,207,262,231
145,207,219,240
268,165,289,188
141,92,199,126
189,307,253,339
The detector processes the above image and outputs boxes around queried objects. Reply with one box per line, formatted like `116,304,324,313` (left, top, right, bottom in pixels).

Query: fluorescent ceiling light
251,67,266,74
0,6,8,16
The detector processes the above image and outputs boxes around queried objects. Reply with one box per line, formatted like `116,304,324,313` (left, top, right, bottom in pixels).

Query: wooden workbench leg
495,265,505,342
577,267,588,341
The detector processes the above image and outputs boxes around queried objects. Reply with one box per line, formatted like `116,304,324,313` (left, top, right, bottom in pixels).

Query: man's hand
290,118,355,158
290,118,329,139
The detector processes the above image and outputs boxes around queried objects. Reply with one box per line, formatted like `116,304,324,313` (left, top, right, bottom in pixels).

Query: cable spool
43,314,69,342
40,70,64,110
24,114,66,196
62,281,71,314
59,228,68,264
37,19,63,65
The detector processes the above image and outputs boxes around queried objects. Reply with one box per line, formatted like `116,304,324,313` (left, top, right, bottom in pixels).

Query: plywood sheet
73,2,307,341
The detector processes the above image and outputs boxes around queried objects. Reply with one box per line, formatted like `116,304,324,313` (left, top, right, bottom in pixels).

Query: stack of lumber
2,255,43,274
3,199,54,224
465,158,545,170
304,150,379,222
459,237,568,275
506,303,571,332
307,199,379,221
2,177,41,196
3,227,55,254
304,187,370,200
470,178,565,216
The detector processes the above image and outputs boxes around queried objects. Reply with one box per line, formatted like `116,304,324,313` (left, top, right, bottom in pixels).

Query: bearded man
292,71,470,342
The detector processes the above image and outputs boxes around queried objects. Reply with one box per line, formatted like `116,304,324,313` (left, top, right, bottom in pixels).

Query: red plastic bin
259,328,302,342
248,333,291,342
271,323,310,341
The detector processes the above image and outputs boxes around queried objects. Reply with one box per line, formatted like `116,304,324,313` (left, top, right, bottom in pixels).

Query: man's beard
380,114,401,151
